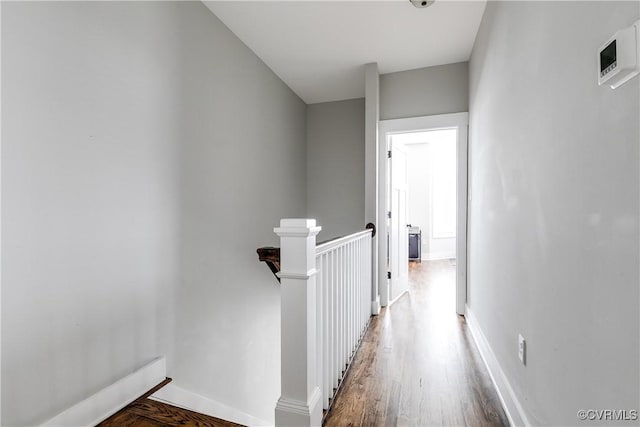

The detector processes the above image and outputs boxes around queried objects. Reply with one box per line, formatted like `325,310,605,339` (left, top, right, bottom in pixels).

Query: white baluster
323,253,330,408
368,237,372,323
355,240,359,345
365,237,369,331
339,248,342,378
342,245,346,365
360,237,364,337
359,240,362,336
349,241,354,356
356,239,360,341
316,254,324,410
331,249,340,388
351,241,355,353
364,237,368,331
336,247,344,378
345,245,350,369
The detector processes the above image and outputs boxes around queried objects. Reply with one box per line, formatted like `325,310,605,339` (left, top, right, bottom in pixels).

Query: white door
389,140,409,302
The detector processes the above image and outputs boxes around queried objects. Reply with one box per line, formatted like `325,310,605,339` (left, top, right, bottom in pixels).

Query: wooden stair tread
97,378,244,427
125,399,243,427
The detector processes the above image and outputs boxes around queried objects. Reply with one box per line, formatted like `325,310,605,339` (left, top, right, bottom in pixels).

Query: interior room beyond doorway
393,129,458,264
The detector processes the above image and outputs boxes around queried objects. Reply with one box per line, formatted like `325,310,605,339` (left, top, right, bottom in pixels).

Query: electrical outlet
518,334,526,365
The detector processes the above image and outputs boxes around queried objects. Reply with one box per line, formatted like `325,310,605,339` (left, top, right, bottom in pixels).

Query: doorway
378,113,468,315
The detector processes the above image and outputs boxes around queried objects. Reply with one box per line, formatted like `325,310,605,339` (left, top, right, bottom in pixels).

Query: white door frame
378,112,469,314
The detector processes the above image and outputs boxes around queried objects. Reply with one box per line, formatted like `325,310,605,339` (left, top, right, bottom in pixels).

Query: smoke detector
410,0,435,8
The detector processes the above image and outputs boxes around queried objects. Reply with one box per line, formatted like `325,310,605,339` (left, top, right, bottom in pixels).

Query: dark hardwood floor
324,260,509,427
98,379,243,427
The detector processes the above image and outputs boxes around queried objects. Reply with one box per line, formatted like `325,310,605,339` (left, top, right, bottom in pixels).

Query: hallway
324,260,508,427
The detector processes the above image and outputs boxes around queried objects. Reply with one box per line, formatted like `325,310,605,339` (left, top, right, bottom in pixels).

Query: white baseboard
40,357,166,427
371,299,381,315
465,306,530,427
151,383,272,427
388,289,409,306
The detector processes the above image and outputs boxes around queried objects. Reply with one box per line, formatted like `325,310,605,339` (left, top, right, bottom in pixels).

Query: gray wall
306,99,365,241
2,3,179,425
380,62,469,120
1,2,306,425
468,2,639,425
173,3,306,424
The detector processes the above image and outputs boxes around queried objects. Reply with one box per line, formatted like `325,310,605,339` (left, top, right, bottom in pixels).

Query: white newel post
274,219,323,427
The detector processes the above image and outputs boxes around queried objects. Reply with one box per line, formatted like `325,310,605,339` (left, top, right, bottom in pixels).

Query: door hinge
387,271,391,280
387,211,392,219
387,150,392,158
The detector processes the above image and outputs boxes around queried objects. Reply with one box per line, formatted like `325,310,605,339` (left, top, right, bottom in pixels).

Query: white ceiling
204,1,487,104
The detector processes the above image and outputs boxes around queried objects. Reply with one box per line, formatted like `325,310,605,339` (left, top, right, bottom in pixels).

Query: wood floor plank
324,260,509,427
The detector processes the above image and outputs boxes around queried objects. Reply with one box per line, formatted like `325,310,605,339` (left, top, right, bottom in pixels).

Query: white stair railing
274,219,373,427
316,230,372,412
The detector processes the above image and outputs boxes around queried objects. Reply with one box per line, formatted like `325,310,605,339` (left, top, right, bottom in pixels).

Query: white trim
277,268,318,280
379,112,469,315
388,289,409,306
377,119,389,306
275,388,321,417
455,120,468,315
274,387,322,427
364,63,380,317
371,299,381,315
40,357,166,427
0,1,4,420
151,383,272,427
465,306,531,427
273,226,322,238
315,229,372,255
275,398,310,417
379,113,468,134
